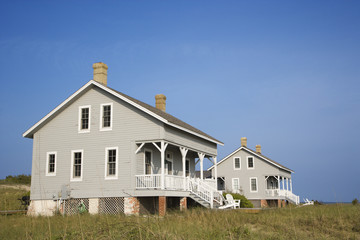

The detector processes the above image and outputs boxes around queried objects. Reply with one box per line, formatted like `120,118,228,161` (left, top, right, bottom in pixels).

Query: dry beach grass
0,186,359,239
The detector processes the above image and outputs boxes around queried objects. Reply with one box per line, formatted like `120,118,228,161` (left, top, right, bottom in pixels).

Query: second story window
101,103,113,131
247,157,254,169
78,106,91,133
234,157,241,170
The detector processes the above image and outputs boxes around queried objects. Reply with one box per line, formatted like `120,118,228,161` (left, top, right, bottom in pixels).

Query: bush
352,198,358,205
0,174,31,185
223,192,254,208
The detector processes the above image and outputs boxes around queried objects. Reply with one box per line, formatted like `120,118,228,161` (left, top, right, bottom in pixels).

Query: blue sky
1,1,359,202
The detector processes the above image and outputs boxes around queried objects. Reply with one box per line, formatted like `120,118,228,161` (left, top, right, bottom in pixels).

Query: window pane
103,105,111,127
81,108,89,129
108,149,116,176
234,158,240,169
251,179,257,191
74,152,82,177
248,157,253,168
48,154,55,173
145,151,151,175
186,160,190,176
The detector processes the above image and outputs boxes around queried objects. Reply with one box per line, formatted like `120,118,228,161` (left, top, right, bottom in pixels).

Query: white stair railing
188,178,223,208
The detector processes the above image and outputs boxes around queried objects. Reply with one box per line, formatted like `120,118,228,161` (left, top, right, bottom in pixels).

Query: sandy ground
0,184,30,191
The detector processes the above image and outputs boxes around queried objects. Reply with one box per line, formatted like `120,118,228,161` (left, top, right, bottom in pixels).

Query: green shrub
223,192,254,208
352,198,358,205
0,174,31,185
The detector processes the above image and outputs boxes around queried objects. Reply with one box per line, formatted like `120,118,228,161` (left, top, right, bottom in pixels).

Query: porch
265,175,300,204
134,140,222,208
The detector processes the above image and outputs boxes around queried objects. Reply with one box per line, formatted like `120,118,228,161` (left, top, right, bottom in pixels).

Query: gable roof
208,146,293,173
23,80,223,145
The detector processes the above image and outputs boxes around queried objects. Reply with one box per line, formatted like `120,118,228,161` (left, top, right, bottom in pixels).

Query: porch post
286,178,289,191
160,141,168,190
180,147,188,191
278,175,280,191
214,156,218,190
290,179,292,192
282,176,285,191
198,153,205,179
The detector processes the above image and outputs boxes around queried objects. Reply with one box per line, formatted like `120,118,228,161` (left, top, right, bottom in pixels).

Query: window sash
233,179,239,190
185,160,190,176
234,157,240,169
251,178,257,191
48,154,55,173
73,152,82,178
145,151,152,175
248,157,254,168
103,105,111,128
81,108,89,130
107,149,116,176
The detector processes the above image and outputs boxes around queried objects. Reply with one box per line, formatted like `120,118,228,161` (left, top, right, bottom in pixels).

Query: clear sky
1,1,359,202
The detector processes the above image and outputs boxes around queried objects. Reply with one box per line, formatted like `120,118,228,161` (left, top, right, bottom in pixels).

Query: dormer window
78,105,91,133
100,103,113,131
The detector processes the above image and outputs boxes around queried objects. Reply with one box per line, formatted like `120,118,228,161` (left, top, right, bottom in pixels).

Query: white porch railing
265,189,300,205
135,174,222,208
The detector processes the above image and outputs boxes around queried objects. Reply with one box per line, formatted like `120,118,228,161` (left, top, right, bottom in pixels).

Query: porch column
282,176,285,190
180,147,188,190
198,153,205,179
290,179,292,192
286,178,289,191
160,141,168,190
214,156,218,190
278,175,280,191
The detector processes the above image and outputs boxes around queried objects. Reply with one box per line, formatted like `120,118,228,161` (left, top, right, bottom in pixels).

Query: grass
0,187,29,211
1,187,359,239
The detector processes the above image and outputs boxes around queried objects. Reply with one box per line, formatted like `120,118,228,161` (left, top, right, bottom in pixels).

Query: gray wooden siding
164,125,217,156
213,149,292,200
30,87,163,200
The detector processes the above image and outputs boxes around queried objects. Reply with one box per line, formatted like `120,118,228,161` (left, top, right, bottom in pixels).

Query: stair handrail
188,178,223,208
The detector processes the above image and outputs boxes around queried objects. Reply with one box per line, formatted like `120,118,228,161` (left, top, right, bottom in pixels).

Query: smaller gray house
208,137,299,207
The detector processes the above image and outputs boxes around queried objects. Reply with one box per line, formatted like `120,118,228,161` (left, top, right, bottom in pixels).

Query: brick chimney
155,94,166,112
93,62,108,85
241,137,247,147
256,145,261,154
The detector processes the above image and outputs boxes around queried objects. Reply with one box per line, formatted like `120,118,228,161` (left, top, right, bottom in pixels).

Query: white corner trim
100,102,113,131
250,177,258,193
247,156,255,170
45,151,57,176
233,157,241,170
78,105,91,133
104,147,118,180
70,149,84,182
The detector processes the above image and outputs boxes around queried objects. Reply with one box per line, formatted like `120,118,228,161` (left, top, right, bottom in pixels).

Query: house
208,137,300,207
23,62,224,216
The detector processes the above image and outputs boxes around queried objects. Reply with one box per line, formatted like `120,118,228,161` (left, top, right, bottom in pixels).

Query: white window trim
247,156,255,169
165,151,173,175
233,157,241,170
46,151,57,176
232,178,240,193
250,177,258,192
78,105,91,133
70,149,84,182
100,103,113,131
105,147,118,180
143,148,153,175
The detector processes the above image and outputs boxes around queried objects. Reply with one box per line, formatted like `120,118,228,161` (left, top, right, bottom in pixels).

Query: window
144,150,152,175
165,152,173,175
71,150,83,181
46,152,57,176
247,156,254,169
250,177,258,192
100,103,113,131
232,178,240,193
234,157,241,170
186,159,190,177
105,147,118,179
78,105,91,133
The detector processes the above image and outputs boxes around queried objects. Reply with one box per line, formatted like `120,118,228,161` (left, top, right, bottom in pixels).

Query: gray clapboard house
23,62,224,216
208,137,299,207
